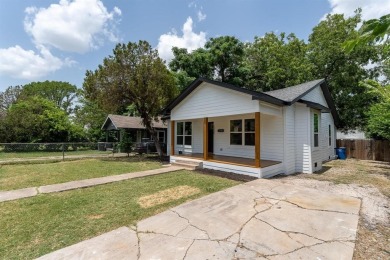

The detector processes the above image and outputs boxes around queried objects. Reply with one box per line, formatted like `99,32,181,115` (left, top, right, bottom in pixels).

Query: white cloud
197,10,206,22
327,0,390,20
157,17,207,63
0,45,73,80
24,0,121,54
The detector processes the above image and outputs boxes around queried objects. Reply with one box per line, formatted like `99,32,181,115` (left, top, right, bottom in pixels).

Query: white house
162,78,339,178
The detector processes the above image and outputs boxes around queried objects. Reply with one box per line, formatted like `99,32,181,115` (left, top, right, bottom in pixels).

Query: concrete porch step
171,160,203,170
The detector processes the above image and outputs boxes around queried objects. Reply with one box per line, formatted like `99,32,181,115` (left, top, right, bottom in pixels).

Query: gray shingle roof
264,79,325,103
102,115,166,130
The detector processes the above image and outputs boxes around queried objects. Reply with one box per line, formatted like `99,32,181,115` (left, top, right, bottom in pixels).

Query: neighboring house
337,130,366,139
162,78,339,178
101,114,167,143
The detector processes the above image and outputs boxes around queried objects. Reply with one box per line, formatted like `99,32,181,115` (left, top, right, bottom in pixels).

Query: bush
117,131,133,156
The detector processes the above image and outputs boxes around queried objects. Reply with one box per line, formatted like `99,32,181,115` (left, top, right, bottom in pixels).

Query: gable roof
162,78,340,127
101,115,166,130
263,79,325,103
162,78,285,115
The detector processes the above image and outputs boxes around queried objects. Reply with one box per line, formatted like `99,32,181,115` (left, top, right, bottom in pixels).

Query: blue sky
0,0,388,91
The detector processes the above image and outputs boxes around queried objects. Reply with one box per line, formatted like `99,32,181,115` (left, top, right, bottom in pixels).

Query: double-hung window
328,125,332,146
313,113,319,147
177,122,192,146
230,119,255,146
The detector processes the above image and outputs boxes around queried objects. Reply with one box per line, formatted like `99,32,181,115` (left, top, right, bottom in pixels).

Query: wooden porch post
203,117,209,160
170,120,175,156
255,112,261,167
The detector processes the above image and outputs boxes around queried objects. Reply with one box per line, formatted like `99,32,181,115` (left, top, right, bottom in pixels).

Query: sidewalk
0,166,184,203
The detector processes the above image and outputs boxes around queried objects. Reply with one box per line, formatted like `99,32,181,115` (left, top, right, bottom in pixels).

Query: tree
169,36,245,85
117,130,133,156
244,32,314,91
205,36,245,83
308,11,380,130
344,14,390,52
362,80,390,140
73,98,107,142
20,81,79,114
2,97,79,142
83,41,177,155
0,85,22,112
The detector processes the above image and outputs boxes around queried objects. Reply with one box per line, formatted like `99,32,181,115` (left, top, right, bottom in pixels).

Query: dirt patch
86,214,104,220
138,185,201,208
275,159,390,260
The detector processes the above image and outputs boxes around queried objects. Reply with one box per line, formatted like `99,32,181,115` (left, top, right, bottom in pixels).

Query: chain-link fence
0,142,116,161
0,142,166,161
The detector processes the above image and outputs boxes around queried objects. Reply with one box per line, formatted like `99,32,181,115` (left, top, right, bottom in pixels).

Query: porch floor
174,153,281,168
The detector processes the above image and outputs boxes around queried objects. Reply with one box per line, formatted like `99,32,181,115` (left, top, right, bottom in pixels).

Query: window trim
328,124,332,147
176,121,192,147
230,119,242,145
230,118,256,146
313,112,319,148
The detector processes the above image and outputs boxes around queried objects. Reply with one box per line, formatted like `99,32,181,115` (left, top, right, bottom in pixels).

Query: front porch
174,153,281,168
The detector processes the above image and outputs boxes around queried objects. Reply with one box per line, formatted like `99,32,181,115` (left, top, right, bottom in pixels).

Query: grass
299,159,390,197
0,157,162,191
0,150,112,160
0,170,241,259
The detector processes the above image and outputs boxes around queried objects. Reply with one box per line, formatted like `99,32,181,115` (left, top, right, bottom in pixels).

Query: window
313,113,319,147
176,122,192,146
329,125,332,146
230,120,242,145
230,119,255,146
244,119,255,146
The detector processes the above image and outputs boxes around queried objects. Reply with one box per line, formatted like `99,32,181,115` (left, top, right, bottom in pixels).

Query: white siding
171,83,260,120
210,114,255,159
260,114,284,161
192,119,203,153
294,103,312,173
301,86,328,107
283,106,296,174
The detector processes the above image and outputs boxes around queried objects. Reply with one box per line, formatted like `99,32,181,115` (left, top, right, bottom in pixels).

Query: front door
208,122,214,153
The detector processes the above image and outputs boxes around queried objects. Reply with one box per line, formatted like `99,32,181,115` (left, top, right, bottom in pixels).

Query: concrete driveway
38,179,361,260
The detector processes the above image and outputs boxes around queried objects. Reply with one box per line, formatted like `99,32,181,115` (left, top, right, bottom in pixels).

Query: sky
0,0,389,92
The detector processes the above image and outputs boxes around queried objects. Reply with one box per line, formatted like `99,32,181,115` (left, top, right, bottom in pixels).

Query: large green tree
244,32,314,91
169,36,245,86
83,40,177,154
20,81,79,114
1,97,81,142
308,11,380,130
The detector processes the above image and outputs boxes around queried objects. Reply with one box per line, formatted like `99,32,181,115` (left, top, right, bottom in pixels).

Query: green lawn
0,171,240,259
0,150,112,160
0,157,162,191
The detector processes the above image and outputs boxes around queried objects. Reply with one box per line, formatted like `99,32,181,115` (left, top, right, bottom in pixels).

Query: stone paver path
0,166,184,203
37,179,361,260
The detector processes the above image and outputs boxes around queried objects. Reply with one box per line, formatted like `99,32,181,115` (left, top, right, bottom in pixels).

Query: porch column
203,117,209,160
255,112,261,167
170,120,175,156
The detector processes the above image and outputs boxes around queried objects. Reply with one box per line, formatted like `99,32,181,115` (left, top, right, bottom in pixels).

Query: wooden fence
336,139,390,162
